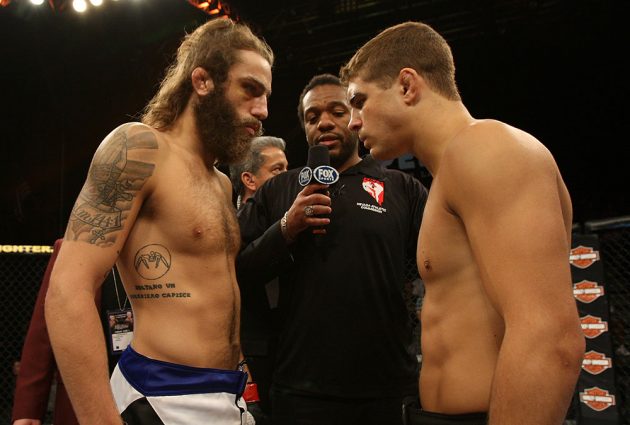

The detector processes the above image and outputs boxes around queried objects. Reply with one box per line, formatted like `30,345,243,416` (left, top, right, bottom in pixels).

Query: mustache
240,118,264,137
317,132,341,143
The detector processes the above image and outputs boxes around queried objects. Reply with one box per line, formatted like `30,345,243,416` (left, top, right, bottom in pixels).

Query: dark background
1,0,628,245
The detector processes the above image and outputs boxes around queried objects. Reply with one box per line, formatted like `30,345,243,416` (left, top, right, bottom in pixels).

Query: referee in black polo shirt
236,74,428,425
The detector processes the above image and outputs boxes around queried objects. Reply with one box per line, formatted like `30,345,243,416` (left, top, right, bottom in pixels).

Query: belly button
424,259,431,271
193,228,204,238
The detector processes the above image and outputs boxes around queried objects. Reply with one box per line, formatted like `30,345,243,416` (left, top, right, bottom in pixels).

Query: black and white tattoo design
134,244,171,280
67,126,157,246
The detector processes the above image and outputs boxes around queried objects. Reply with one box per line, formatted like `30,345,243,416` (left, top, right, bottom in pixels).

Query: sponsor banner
0,245,54,254
572,234,619,425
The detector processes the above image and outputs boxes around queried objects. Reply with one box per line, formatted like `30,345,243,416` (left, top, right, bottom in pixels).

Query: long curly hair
142,19,274,130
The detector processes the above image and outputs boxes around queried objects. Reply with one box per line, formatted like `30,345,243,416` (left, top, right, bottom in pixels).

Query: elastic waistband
118,346,247,397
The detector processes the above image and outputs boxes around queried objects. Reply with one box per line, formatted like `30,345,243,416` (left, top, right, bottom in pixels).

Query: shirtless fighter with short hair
341,21,585,425
45,19,273,425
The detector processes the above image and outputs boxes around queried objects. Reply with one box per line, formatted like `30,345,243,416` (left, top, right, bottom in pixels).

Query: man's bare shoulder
95,122,162,154
443,119,557,181
65,122,162,247
214,167,234,203
439,119,563,212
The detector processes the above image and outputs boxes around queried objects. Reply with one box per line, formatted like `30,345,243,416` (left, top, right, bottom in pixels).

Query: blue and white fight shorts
111,346,250,425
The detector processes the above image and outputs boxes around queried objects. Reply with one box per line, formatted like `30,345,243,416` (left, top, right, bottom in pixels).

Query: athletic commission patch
362,178,384,206
579,387,616,412
569,246,600,269
573,280,605,304
580,315,608,339
582,351,613,375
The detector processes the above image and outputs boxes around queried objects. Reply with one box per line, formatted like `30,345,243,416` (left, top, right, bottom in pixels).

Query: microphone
301,145,339,249
306,144,330,173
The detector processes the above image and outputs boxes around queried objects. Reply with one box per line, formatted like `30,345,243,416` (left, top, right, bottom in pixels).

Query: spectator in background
230,136,288,423
230,136,288,210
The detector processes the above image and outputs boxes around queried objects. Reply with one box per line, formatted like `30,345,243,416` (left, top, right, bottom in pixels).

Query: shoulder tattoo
66,127,158,246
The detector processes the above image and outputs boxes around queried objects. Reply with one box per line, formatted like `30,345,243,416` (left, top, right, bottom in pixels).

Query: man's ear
398,68,421,105
191,67,214,96
241,172,257,192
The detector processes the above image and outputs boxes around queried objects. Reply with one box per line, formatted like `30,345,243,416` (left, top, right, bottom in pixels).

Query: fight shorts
402,398,487,425
111,346,250,425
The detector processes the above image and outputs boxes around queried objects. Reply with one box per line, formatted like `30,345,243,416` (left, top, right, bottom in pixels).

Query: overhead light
89,0,103,6
187,0,232,18
30,0,45,5
73,0,87,12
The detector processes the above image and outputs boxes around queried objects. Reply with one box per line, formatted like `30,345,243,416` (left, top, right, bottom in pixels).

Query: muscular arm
45,124,158,425
446,123,584,425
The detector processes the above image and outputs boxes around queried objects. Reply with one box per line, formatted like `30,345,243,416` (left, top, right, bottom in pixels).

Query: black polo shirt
237,155,428,398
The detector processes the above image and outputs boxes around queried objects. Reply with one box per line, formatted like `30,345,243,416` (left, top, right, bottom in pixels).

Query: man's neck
335,154,362,174
241,191,254,206
166,99,216,167
412,100,474,176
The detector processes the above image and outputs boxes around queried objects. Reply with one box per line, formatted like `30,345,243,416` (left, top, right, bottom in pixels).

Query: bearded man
45,19,273,425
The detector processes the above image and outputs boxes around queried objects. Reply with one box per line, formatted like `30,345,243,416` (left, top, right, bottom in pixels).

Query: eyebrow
304,100,349,116
242,76,272,97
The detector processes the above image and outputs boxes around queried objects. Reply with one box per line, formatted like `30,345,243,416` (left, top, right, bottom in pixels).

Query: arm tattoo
67,126,157,246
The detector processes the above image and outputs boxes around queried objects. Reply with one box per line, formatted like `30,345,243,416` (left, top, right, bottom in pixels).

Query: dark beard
329,133,359,170
193,87,263,164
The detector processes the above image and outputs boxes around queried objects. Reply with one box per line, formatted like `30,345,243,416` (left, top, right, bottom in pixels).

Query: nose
252,96,268,121
317,111,335,132
348,109,362,132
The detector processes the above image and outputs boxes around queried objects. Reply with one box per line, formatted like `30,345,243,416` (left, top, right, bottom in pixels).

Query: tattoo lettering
134,244,171,280
129,281,191,300
129,292,191,300
67,126,157,246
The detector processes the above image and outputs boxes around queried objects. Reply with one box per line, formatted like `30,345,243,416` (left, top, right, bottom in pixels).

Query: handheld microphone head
307,144,330,171
304,145,334,254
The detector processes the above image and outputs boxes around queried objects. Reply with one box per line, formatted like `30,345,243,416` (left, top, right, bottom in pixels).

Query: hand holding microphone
281,145,339,243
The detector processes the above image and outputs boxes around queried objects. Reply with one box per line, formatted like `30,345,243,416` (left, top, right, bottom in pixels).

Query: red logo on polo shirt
579,387,616,411
569,246,600,269
582,351,613,375
362,178,384,205
580,315,608,339
573,280,605,304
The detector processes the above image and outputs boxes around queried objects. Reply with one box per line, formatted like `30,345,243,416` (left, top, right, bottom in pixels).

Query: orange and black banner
571,234,619,424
